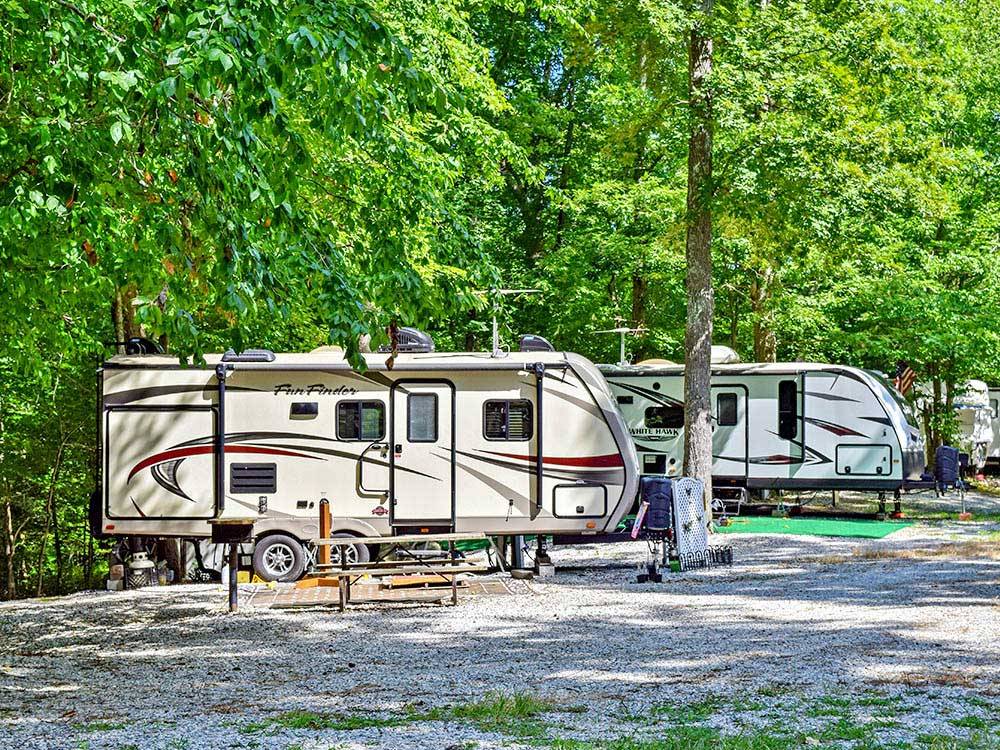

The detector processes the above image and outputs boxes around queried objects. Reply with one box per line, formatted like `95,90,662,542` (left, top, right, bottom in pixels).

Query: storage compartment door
553,484,607,518
106,407,217,519
836,444,892,476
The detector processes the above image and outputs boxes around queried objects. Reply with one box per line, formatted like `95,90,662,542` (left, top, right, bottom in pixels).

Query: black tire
252,534,306,582
330,534,371,566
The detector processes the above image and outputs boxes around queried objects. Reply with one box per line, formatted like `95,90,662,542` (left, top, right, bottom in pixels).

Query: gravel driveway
1,502,998,749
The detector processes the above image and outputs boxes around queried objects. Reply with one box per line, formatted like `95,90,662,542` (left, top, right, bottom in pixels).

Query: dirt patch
870,671,980,689
815,538,1000,565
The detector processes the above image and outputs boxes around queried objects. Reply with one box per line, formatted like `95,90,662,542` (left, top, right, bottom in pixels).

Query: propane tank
126,552,156,589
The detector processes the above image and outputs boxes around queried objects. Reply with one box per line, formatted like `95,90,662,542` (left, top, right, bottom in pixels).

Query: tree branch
53,0,126,44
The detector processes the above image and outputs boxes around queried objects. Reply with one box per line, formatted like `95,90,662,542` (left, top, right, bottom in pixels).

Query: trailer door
712,386,748,480
389,381,455,527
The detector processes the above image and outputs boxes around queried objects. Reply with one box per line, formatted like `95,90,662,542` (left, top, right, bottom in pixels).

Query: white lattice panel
671,478,708,557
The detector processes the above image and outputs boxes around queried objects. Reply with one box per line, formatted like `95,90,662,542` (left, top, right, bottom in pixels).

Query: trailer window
336,401,385,441
778,380,798,439
484,400,533,441
645,405,684,429
407,393,438,442
717,393,738,426
991,399,999,419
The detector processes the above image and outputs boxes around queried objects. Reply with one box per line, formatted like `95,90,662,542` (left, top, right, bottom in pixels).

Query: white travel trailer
988,387,1000,470
599,362,925,495
951,380,995,472
93,342,639,580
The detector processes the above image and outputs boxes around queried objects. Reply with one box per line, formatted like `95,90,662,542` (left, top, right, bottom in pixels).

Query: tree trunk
53,499,64,593
750,269,776,362
631,275,649,361
112,285,140,353
35,437,67,596
682,0,715,513
2,498,15,600
728,287,739,349
465,309,477,352
85,519,94,590
932,374,943,452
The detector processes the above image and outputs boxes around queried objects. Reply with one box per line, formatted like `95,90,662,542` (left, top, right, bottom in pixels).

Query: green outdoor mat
714,516,912,539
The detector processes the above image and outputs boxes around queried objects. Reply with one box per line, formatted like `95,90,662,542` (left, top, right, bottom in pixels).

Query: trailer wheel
252,534,306,582
329,534,370,566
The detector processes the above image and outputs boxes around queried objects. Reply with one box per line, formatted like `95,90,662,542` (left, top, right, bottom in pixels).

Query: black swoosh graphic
105,384,261,405
610,381,684,408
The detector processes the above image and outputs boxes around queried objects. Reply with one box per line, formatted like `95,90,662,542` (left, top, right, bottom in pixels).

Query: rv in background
951,380,995,473
93,336,639,581
988,387,1000,471
599,362,925,496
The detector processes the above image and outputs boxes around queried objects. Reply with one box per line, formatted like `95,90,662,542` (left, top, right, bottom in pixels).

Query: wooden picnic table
316,532,490,611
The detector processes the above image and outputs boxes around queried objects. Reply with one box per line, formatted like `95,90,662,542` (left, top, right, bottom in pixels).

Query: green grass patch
805,694,854,717
548,725,830,749
856,690,917,713
72,721,128,732
649,695,722,724
949,715,989,730
447,691,556,737
962,695,996,710
857,694,893,709
916,732,1000,749
730,697,766,713
242,709,407,734
242,691,562,740
816,717,873,742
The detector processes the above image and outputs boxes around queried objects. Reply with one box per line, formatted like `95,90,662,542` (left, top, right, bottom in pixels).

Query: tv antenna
594,322,646,366
476,288,542,357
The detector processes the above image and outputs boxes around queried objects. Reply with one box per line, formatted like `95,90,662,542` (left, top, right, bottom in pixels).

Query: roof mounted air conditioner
377,327,435,354
518,334,554,352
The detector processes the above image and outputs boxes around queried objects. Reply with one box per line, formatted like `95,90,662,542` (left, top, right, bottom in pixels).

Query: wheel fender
329,518,381,539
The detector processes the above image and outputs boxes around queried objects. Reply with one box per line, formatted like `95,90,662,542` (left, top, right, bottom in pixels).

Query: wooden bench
316,532,491,611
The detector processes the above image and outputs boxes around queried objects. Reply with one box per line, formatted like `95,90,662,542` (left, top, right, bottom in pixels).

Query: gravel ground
1,494,998,750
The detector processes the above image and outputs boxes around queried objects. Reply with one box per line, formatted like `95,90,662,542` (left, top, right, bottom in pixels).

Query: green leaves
1,0,509,373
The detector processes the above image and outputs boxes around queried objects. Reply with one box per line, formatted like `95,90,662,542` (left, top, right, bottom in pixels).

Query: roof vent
378,327,435,354
518,334,554,352
222,348,276,363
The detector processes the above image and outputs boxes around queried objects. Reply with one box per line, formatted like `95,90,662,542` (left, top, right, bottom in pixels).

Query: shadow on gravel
1,516,998,750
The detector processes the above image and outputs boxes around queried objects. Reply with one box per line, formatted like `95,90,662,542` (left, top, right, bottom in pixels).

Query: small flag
893,361,916,395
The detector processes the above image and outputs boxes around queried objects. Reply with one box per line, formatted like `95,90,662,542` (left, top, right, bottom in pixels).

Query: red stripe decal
483,451,624,468
129,445,321,481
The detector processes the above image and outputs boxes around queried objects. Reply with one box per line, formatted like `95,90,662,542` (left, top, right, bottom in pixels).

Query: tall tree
682,0,714,506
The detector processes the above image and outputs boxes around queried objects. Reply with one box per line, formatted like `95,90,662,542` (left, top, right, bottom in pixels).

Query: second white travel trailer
950,380,995,472
988,387,1000,470
93,337,640,580
598,362,925,496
